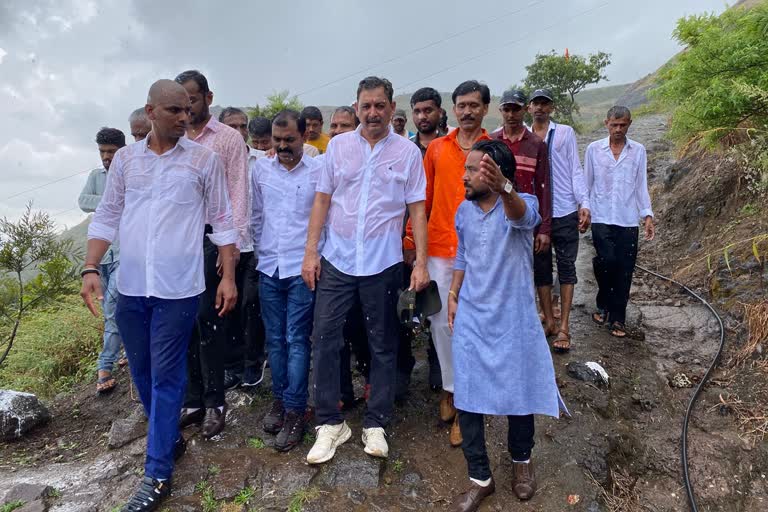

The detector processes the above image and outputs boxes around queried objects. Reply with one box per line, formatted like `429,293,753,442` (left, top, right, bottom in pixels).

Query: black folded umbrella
397,280,442,325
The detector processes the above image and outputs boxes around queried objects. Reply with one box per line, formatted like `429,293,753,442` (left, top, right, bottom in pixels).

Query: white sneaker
362,427,388,458
306,422,351,464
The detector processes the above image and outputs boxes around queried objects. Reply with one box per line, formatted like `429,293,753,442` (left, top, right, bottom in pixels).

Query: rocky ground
2,115,767,512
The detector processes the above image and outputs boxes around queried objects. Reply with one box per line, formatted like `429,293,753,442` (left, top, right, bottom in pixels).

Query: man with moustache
492,90,553,332
79,127,126,395
174,70,249,439
328,106,359,138
129,108,152,142
303,76,429,463
252,110,321,452
528,89,590,351
391,108,413,138
81,79,238,511
447,139,565,509
250,116,320,158
404,80,491,447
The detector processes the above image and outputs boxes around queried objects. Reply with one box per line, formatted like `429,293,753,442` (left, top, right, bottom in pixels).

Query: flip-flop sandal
592,309,607,326
552,331,571,353
96,375,117,394
609,322,627,338
117,357,129,367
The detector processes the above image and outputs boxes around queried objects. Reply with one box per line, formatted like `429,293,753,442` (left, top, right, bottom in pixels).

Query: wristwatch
503,179,514,194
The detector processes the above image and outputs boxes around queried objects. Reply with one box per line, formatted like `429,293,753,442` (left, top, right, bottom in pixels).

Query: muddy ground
2,115,767,511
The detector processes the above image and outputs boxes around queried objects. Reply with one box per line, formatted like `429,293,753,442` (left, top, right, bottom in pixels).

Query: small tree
0,204,80,367
523,50,611,126
247,90,305,120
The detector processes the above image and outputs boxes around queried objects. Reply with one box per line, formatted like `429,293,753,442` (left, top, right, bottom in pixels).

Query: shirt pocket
294,178,317,214
160,168,202,205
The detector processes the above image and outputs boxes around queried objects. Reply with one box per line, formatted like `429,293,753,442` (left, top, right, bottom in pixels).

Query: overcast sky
0,0,730,230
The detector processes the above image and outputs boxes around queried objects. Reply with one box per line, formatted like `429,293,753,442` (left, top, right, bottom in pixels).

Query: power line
397,0,612,92
3,168,93,201
293,0,546,98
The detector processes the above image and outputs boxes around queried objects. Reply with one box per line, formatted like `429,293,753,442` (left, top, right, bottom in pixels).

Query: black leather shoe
173,435,186,461
450,479,495,512
274,410,307,452
263,400,284,434
178,408,204,429
202,404,227,439
223,370,242,391
120,476,171,511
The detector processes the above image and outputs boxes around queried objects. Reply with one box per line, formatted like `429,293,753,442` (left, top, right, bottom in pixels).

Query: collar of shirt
191,116,225,142
269,152,313,172
501,127,530,144
140,133,195,155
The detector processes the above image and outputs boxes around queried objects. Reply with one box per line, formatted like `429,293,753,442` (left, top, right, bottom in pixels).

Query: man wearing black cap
528,89,591,352
492,91,552,334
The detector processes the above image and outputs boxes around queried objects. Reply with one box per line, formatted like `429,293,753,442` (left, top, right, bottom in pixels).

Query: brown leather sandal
552,330,571,353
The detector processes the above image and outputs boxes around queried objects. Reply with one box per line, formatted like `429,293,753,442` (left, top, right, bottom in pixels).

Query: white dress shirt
88,136,238,299
316,125,426,277
542,121,590,217
251,153,322,279
584,136,654,227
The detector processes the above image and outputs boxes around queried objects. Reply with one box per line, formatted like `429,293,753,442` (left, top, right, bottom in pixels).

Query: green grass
0,502,25,512
247,437,265,449
234,486,257,505
0,292,102,397
288,487,320,512
392,459,404,473
302,431,315,445
195,481,218,512
208,464,221,477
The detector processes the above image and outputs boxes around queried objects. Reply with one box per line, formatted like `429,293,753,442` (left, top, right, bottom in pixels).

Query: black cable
634,264,726,512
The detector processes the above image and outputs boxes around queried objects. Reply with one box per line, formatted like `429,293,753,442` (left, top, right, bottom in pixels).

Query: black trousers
313,259,402,428
458,410,535,481
533,211,580,287
184,233,227,409
591,223,639,325
225,250,265,371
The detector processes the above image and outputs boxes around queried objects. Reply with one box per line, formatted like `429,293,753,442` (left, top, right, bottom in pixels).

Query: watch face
504,180,513,193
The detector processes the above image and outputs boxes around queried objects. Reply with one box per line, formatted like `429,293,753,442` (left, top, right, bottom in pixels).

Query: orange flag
565,48,570,61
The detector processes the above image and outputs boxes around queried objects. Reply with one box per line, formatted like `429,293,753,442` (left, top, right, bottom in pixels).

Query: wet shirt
584,137,653,227
492,128,552,236
541,121,590,218
191,116,250,249
452,194,566,417
316,125,426,277
251,154,322,279
88,136,238,299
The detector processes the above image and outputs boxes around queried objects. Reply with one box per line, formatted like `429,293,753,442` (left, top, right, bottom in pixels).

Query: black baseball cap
530,88,554,102
499,89,527,107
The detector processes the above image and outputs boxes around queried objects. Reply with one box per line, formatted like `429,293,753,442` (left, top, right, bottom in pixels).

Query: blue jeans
115,294,199,481
259,270,314,413
97,261,123,372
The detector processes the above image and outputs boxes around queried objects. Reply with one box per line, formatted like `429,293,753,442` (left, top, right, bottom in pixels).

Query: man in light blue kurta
446,139,566,511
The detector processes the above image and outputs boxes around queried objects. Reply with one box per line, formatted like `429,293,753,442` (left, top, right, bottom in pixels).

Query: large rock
0,390,51,440
315,447,382,489
2,483,55,505
107,405,146,449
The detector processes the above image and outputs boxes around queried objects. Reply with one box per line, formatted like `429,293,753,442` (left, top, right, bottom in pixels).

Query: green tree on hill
653,3,768,148
247,90,304,120
522,50,611,126
0,204,80,368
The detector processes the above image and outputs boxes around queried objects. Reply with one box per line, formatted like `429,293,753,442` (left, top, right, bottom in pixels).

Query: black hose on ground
634,264,726,512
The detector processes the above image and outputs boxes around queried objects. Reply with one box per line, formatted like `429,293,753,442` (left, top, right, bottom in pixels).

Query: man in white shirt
80,79,238,511
128,108,152,142
251,110,320,453
302,76,430,464
585,106,655,338
528,89,591,352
